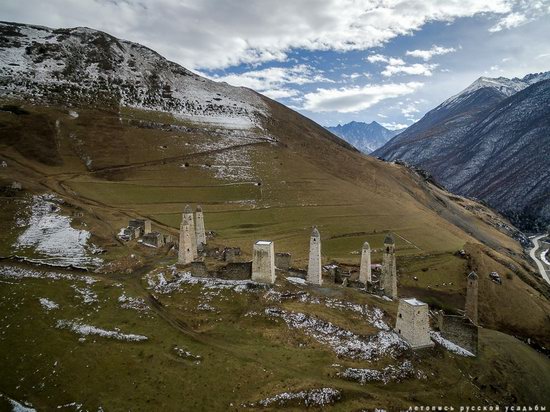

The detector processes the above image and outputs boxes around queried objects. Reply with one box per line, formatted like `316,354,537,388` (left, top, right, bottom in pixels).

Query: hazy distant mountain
374,72,550,230
326,121,403,153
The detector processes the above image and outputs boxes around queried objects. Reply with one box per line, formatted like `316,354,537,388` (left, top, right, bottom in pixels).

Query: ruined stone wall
440,315,479,355
275,252,291,270
217,262,252,280
190,261,209,278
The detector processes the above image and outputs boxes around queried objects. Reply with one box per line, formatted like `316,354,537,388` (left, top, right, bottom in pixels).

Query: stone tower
307,226,322,285
183,205,198,259
395,298,434,349
465,271,479,325
195,205,207,249
252,241,275,284
178,218,194,265
359,241,371,285
381,232,397,298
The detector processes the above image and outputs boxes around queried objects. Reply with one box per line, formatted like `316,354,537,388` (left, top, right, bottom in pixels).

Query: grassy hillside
1,98,549,409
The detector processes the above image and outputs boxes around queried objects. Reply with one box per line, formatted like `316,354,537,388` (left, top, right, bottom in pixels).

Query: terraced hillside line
89,140,272,174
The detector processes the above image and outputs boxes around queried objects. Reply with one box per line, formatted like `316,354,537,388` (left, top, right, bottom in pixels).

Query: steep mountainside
1,22,550,410
326,121,402,153
374,73,550,230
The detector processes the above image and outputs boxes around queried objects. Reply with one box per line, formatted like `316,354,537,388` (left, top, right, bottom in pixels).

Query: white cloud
0,0,514,69
377,113,388,118
489,12,528,32
208,64,331,99
401,104,420,119
381,122,410,130
301,82,423,113
406,45,456,60
382,63,438,77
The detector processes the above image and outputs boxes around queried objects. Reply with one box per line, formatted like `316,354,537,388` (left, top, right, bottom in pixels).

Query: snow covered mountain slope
326,121,402,153
374,74,550,230
0,21,267,129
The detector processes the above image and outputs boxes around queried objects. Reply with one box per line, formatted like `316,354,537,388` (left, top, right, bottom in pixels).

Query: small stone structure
381,233,397,298
307,227,322,285
178,218,194,265
465,271,479,325
183,205,198,259
129,219,152,236
195,205,207,249
142,232,164,248
219,262,253,280
395,298,434,349
223,247,241,262
436,312,478,355
252,241,275,284
119,227,137,241
275,252,292,270
359,241,371,285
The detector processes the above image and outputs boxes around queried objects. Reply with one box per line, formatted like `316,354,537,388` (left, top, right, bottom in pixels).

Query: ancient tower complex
252,241,275,284
395,298,434,349
359,241,371,285
381,232,397,298
307,227,322,285
183,205,198,259
178,218,194,265
195,205,206,249
465,271,479,324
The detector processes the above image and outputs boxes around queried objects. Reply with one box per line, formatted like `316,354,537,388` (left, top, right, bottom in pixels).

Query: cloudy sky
2,0,550,128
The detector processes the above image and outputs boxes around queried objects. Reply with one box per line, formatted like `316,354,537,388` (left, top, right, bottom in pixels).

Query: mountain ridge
326,120,402,153
374,72,550,230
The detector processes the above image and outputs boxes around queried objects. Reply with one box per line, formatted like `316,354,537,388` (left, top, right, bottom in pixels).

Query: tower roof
311,226,320,237
362,241,370,249
196,205,203,212
468,271,478,280
184,204,193,213
384,232,395,245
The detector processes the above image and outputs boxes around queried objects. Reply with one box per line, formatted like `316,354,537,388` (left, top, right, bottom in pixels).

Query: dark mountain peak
326,120,400,153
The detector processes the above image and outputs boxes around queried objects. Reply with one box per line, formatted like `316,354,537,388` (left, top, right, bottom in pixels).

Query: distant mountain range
374,72,550,231
326,121,403,153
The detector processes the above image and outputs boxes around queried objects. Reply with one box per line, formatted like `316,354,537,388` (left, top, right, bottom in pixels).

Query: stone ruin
142,232,165,248
223,247,241,263
275,252,292,271
395,298,434,349
118,218,152,242
435,312,479,356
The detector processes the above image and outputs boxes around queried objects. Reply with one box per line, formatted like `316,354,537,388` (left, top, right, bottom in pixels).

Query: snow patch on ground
39,298,59,311
247,388,341,408
173,346,202,363
0,393,36,412
14,194,102,268
0,265,97,285
430,332,474,357
265,308,407,360
72,285,98,304
56,320,148,342
146,269,264,294
118,293,149,312
286,276,306,285
338,360,425,384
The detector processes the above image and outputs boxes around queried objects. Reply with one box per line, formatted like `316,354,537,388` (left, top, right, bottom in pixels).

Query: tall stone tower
252,241,275,284
465,271,479,325
178,218,194,265
359,241,371,285
183,205,198,259
307,226,322,285
381,232,397,298
395,298,434,349
195,205,207,249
